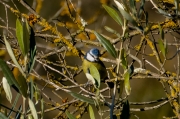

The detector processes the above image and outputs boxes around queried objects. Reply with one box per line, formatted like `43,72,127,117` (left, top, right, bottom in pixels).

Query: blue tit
82,48,107,85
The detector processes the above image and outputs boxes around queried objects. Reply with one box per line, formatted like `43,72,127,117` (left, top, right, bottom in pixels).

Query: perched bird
82,48,110,87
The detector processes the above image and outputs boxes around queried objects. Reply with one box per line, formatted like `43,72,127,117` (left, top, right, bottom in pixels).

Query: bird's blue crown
89,48,100,57
85,48,100,62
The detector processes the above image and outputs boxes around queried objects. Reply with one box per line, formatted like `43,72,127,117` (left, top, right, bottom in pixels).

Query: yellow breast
82,59,107,81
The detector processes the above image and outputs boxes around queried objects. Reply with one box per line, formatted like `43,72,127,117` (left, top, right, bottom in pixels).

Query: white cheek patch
85,73,95,84
86,53,95,62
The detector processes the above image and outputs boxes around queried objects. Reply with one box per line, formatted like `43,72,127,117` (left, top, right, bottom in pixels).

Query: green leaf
34,84,41,103
93,97,100,111
89,105,95,119
120,100,130,119
10,94,20,118
30,78,34,100
95,89,100,97
89,65,101,88
16,74,28,98
41,98,44,119
0,59,20,92
120,48,128,70
129,0,137,16
158,39,166,58
102,4,123,26
0,112,8,119
65,111,77,119
94,32,117,58
16,18,30,56
2,77,12,103
138,0,145,18
158,24,164,40
28,98,38,119
104,26,120,37
28,27,36,73
70,92,94,104
124,71,131,95
4,36,25,77
114,0,138,27
120,8,138,27
140,0,145,8
156,8,171,17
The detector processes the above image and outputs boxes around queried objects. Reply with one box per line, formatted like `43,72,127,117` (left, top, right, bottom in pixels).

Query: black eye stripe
90,53,95,58
87,52,99,62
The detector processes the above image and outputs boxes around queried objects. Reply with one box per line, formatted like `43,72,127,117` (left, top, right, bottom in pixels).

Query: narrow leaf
16,18,23,48
41,99,44,119
94,32,117,58
104,26,120,37
23,20,30,55
159,24,164,40
30,78,34,100
0,59,20,92
28,98,38,119
140,0,145,9
94,98,100,111
102,4,123,26
16,18,30,56
120,100,130,119
13,67,27,98
4,36,25,77
114,0,138,27
2,77,12,103
70,92,94,104
34,84,41,104
95,89,100,97
121,0,129,10
156,8,171,17
124,71,131,95
9,93,20,118
28,27,36,73
65,111,77,119
16,73,28,98
120,48,128,70
138,0,146,25
129,0,137,16
158,39,166,58
119,8,138,27
89,105,95,119
114,0,125,10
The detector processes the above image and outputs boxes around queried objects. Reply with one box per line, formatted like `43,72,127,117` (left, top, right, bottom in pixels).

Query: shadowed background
0,0,177,118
